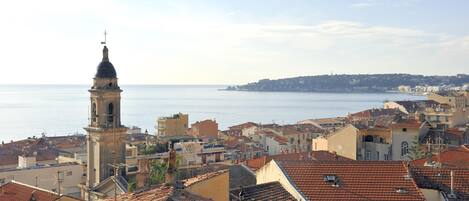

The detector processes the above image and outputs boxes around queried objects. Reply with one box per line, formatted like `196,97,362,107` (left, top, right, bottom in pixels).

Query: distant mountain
226,74,469,93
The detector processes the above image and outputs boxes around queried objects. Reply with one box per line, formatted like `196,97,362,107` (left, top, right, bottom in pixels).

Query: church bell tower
85,44,127,188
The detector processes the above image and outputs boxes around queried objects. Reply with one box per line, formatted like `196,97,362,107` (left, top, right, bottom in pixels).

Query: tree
127,177,136,192
408,135,425,160
140,143,169,155
148,160,168,185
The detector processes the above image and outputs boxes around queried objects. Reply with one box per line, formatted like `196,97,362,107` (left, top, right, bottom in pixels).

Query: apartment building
156,113,189,136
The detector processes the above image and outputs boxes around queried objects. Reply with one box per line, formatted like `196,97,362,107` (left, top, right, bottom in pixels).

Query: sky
0,0,468,85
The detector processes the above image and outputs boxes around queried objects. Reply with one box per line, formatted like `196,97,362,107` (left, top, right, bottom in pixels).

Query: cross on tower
101,30,107,45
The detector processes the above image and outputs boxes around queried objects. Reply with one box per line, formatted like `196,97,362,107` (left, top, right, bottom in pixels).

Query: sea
0,85,423,142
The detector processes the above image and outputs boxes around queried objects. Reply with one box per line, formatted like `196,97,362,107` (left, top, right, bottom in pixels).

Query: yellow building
156,113,189,136
427,91,469,128
183,170,229,201
319,124,392,160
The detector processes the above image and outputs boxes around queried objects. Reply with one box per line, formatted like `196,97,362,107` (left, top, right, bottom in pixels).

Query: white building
0,155,83,196
174,141,225,166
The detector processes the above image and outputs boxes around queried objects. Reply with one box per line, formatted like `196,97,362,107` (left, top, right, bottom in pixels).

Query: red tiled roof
104,184,174,201
229,122,258,130
349,108,401,119
183,169,228,187
412,145,469,168
230,181,295,201
279,161,425,201
0,181,60,201
246,151,352,171
390,119,422,129
411,166,469,200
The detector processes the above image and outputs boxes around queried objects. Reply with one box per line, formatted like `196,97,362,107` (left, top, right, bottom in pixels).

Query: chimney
18,155,37,169
165,148,177,184
404,162,412,179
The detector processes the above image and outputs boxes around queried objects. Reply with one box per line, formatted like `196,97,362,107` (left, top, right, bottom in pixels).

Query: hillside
226,74,469,93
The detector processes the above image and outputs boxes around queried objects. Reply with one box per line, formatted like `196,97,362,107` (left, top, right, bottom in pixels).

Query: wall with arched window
401,141,409,157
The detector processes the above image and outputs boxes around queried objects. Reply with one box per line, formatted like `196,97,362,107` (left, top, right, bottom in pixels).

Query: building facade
156,113,189,136
188,119,219,138
0,156,83,196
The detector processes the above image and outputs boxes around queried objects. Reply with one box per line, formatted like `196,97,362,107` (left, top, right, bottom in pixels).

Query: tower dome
95,46,117,78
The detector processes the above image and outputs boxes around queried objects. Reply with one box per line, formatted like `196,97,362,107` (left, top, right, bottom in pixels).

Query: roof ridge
403,162,426,200
462,145,469,152
230,181,281,191
273,160,308,200
9,180,59,195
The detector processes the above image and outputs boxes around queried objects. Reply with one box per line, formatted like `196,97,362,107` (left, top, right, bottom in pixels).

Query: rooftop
103,184,211,201
411,166,469,200
349,108,402,119
412,145,469,168
183,169,228,187
392,100,441,113
390,119,422,129
230,181,295,201
298,117,346,125
0,162,79,172
278,160,425,201
228,122,259,130
246,151,352,171
0,180,60,201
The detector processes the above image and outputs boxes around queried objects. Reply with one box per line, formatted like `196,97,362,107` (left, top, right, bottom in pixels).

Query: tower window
91,102,97,122
108,103,114,124
401,141,409,157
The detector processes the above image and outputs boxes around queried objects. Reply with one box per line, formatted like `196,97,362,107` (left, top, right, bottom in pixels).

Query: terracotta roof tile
0,181,60,201
246,151,352,171
279,161,425,201
229,122,258,130
230,181,295,201
390,119,422,129
104,184,174,201
183,169,228,187
412,145,469,168
411,166,469,200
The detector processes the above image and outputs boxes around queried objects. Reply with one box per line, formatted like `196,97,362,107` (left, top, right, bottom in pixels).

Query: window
107,103,114,123
384,154,389,160
91,102,97,122
364,135,374,142
376,151,379,160
365,151,371,160
401,141,409,157
66,171,72,176
402,128,407,132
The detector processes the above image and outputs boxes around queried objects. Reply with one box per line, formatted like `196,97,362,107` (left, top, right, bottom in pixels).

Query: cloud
0,0,467,84
351,3,374,8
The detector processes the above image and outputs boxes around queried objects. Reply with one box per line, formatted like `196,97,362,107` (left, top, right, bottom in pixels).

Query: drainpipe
450,171,454,195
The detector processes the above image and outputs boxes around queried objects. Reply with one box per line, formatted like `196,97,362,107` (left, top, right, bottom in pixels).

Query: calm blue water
0,85,423,141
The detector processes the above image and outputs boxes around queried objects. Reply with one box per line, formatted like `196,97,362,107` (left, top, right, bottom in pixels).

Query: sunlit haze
1,0,468,85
